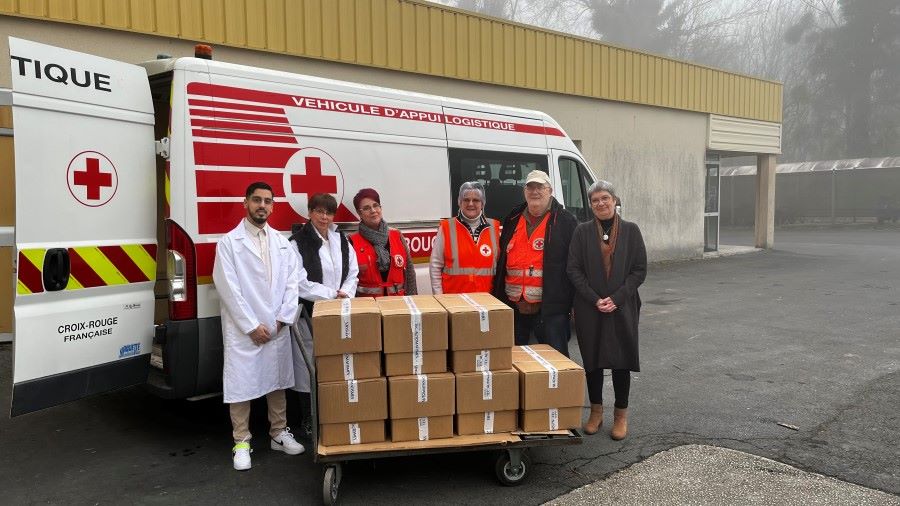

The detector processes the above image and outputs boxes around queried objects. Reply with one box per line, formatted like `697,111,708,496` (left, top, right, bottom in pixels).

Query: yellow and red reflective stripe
16,243,157,294
16,249,45,294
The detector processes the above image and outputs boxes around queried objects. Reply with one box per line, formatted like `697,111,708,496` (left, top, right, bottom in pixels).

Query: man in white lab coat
213,182,305,471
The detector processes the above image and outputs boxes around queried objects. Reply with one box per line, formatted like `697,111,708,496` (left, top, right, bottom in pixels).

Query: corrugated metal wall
0,0,782,123
0,100,13,337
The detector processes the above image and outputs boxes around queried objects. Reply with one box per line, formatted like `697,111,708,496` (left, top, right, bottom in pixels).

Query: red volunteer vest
504,213,548,303
351,229,407,297
439,217,499,294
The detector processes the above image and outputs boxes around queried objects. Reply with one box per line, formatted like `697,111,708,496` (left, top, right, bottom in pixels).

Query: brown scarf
595,215,620,279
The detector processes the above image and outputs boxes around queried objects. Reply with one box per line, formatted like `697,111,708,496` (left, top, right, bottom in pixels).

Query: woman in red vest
349,188,417,297
430,181,500,294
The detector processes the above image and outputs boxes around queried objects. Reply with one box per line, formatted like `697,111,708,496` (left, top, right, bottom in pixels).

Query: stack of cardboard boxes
512,344,586,431
434,293,519,435
379,296,455,442
310,293,586,447
312,298,387,445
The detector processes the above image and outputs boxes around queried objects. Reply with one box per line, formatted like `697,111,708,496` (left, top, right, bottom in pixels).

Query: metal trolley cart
291,314,582,505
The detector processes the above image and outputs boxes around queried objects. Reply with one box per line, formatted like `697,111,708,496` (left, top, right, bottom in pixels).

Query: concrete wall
1,16,706,261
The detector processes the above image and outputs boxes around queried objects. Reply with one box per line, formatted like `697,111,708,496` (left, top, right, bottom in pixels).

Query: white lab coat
213,220,299,403
289,224,360,393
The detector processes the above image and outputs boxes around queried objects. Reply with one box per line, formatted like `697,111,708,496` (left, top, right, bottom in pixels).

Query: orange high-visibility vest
504,213,549,303
439,217,499,294
351,229,407,297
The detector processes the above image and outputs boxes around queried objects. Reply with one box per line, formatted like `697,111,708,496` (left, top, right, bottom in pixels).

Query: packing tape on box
347,379,359,403
403,296,425,374
549,408,559,430
412,349,423,375
481,370,493,400
403,296,424,354
522,345,559,389
418,417,430,440
484,411,495,434
348,422,361,445
342,353,355,380
340,299,352,339
460,294,490,332
416,374,428,403
475,350,490,372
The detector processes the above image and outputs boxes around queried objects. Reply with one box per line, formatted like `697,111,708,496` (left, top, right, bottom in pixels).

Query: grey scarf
358,219,391,272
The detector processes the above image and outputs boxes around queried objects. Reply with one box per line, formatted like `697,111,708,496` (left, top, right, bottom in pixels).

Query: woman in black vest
289,193,360,435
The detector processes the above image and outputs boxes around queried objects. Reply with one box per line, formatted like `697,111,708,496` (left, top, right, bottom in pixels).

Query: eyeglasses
525,184,550,193
311,208,336,216
359,203,382,213
590,195,614,207
249,196,274,205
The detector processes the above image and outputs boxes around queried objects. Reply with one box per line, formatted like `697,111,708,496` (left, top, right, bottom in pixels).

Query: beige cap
524,170,551,186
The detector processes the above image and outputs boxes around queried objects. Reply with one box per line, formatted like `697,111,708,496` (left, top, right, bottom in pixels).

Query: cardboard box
391,415,454,442
456,410,518,435
388,373,455,419
450,347,512,373
512,345,585,410
455,369,519,414
312,298,382,356
320,420,386,446
433,293,513,351
317,377,388,424
316,351,382,383
520,406,582,432
384,350,447,376
378,295,448,353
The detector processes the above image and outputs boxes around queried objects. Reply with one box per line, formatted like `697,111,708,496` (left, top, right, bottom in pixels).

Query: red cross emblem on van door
66,151,119,207
283,148,345,219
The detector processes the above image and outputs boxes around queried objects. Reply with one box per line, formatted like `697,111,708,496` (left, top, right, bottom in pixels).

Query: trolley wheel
495,450,531,486
322,464,342,505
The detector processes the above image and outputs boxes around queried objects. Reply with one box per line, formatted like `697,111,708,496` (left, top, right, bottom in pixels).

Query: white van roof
140,57,564,132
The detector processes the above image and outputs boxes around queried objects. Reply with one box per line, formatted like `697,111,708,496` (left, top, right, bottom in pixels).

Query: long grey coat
567,219,647,372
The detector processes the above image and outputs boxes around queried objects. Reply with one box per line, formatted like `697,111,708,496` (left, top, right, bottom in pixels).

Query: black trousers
298,391,312,422
586,369,631,409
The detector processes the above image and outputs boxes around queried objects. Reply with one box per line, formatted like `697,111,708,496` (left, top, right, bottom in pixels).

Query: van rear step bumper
144,316,223,400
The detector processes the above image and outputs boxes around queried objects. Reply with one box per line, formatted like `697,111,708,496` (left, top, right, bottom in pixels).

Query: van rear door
8,38,157,416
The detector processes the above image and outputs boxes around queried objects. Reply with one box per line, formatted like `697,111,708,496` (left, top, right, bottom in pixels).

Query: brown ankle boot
611,408,628,440
583,404,603,435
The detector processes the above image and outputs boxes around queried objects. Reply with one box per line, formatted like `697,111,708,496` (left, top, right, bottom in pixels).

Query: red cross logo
290,156,337,198
66,151,118,207
480,244,492,257
284,148,345,219
74,158,112,200
532,238,545,251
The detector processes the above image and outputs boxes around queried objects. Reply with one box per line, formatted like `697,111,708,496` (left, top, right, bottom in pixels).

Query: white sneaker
271,428,305,455
232,438,252,471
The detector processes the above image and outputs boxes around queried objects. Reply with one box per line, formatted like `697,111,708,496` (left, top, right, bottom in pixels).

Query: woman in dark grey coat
567,180,646,440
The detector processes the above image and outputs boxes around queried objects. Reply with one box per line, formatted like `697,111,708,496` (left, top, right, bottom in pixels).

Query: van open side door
8,38,157,416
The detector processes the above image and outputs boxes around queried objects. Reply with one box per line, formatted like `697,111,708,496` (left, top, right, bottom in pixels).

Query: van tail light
166,219,197,320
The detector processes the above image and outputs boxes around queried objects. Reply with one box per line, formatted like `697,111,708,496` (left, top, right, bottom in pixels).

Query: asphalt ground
1,225,898,505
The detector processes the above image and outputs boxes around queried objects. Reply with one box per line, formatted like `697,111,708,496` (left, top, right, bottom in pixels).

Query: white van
3,38,597,416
